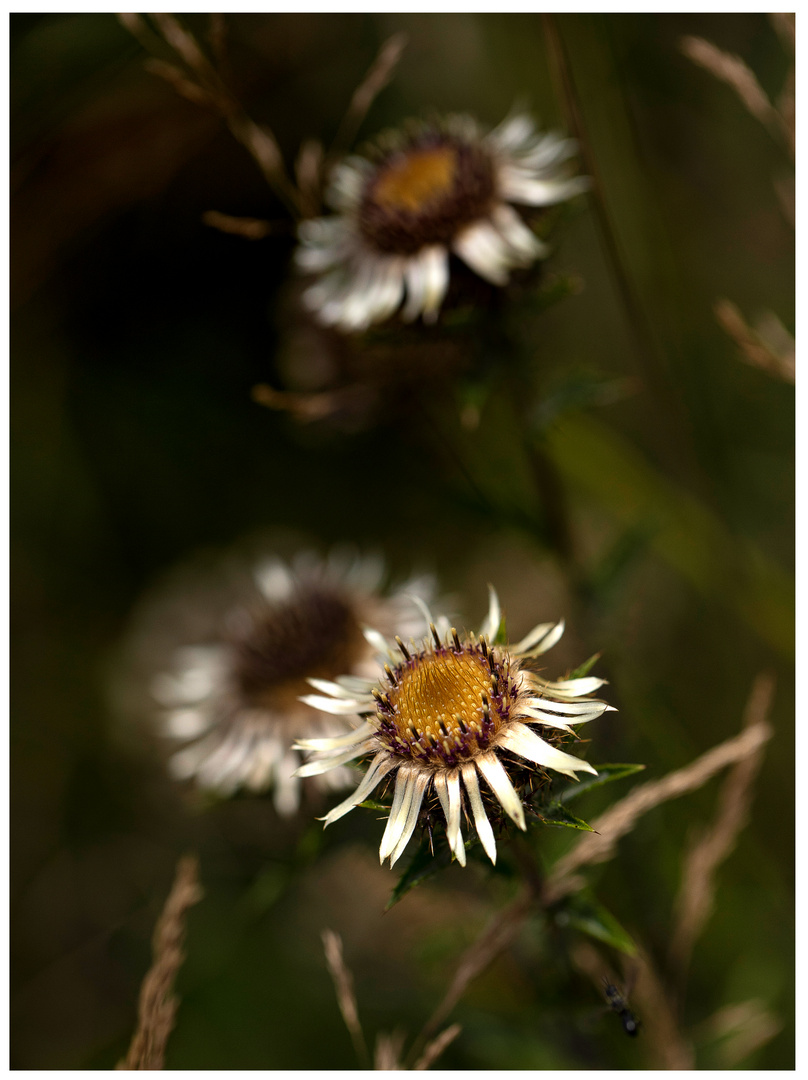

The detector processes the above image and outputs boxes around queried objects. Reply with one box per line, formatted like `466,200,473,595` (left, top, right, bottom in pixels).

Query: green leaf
566,652,602,680
544,414,794,658
537,801,595,831
554,892,638,956
386,838,452,911
557,763,646,804
584,521,657,606
358,800,390,812
492,615,508,645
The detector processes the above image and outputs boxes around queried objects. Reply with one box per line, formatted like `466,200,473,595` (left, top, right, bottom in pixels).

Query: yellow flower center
372,146,458,213
376,641,512,766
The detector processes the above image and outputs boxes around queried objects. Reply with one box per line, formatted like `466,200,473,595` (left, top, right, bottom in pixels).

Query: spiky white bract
296,588,613,865
295,112,588,333
153,548,433,816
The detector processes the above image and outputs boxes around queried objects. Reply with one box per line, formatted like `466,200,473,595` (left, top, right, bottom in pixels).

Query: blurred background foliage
11,12,793,1070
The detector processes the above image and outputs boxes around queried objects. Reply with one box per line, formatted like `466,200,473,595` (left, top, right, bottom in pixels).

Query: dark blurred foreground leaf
386,838,452,911
554,891,637,956
558,763,646,804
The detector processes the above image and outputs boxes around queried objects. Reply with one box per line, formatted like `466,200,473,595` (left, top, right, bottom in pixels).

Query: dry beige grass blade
413,1023,462,1071
208,13,228,66
321,929,369,1066
769,12,796,53
201,210,275,239
374,1029,406,1070
543,714,774,905
143,58,215,106
117,855,203,1070
696,998,783,1067
118,13,152,40
774,176,795,226
681,35,784,140
416,889,533,1048
632,949,695,1069
330,33,408,159
295,139,326,218
669,673,775,982
714,299,795,384
149,13,216,82
777,68,795,157
120,13,301,217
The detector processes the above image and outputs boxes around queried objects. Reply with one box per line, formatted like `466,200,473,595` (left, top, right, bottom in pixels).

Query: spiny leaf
537,801,595,831
557,763,646,804
567,652,602,680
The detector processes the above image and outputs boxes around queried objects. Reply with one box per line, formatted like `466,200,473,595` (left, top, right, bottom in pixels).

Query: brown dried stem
412,1023,463,1071
201,210,277,240
117,855,203,1070
412,888,534,1056
714,299,795,384
374,1029,406,1070
329,33,408,161
543,712,774,906
681,33,794,157
321,929,369,1067
631,948,695,1069
669,673,776,986
119,13,301,216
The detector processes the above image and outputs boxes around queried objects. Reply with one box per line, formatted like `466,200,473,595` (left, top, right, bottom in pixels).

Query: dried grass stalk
681,35,781,133
543,714,774,905
149,13,214,80
413,1023,462,1071
321,929,368,1066
330,33,408,157
697,998,783,1067
418,890,533,1045
632,949,695,1069
142,59,214,106
295,139,326,218
774,176,796,227
769,12,796,53
118,13,150,39
201,211,274,239
714,299,795,384
118,855,203,1070
374,1029,406,1070
669,673,775,980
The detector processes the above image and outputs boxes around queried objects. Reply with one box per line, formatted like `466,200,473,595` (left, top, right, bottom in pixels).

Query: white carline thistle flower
295,588,614,866
295,111,588,332
149,549,434,816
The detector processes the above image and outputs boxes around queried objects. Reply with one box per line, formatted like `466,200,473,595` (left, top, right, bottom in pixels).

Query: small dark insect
602,978,640,1037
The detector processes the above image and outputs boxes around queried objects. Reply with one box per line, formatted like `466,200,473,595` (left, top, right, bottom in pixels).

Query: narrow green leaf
566,652,602,680
557,763,646,804
544,414,794,658
555,892,638,956
358,800,390,812
537,801,595,831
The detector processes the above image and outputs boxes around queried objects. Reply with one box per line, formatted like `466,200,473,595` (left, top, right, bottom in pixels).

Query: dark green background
12,13,793,1069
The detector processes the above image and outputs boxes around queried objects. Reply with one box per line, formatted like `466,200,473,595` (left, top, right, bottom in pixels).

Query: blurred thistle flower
296,112,588,332
296,588,612,866
150,548,433,816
